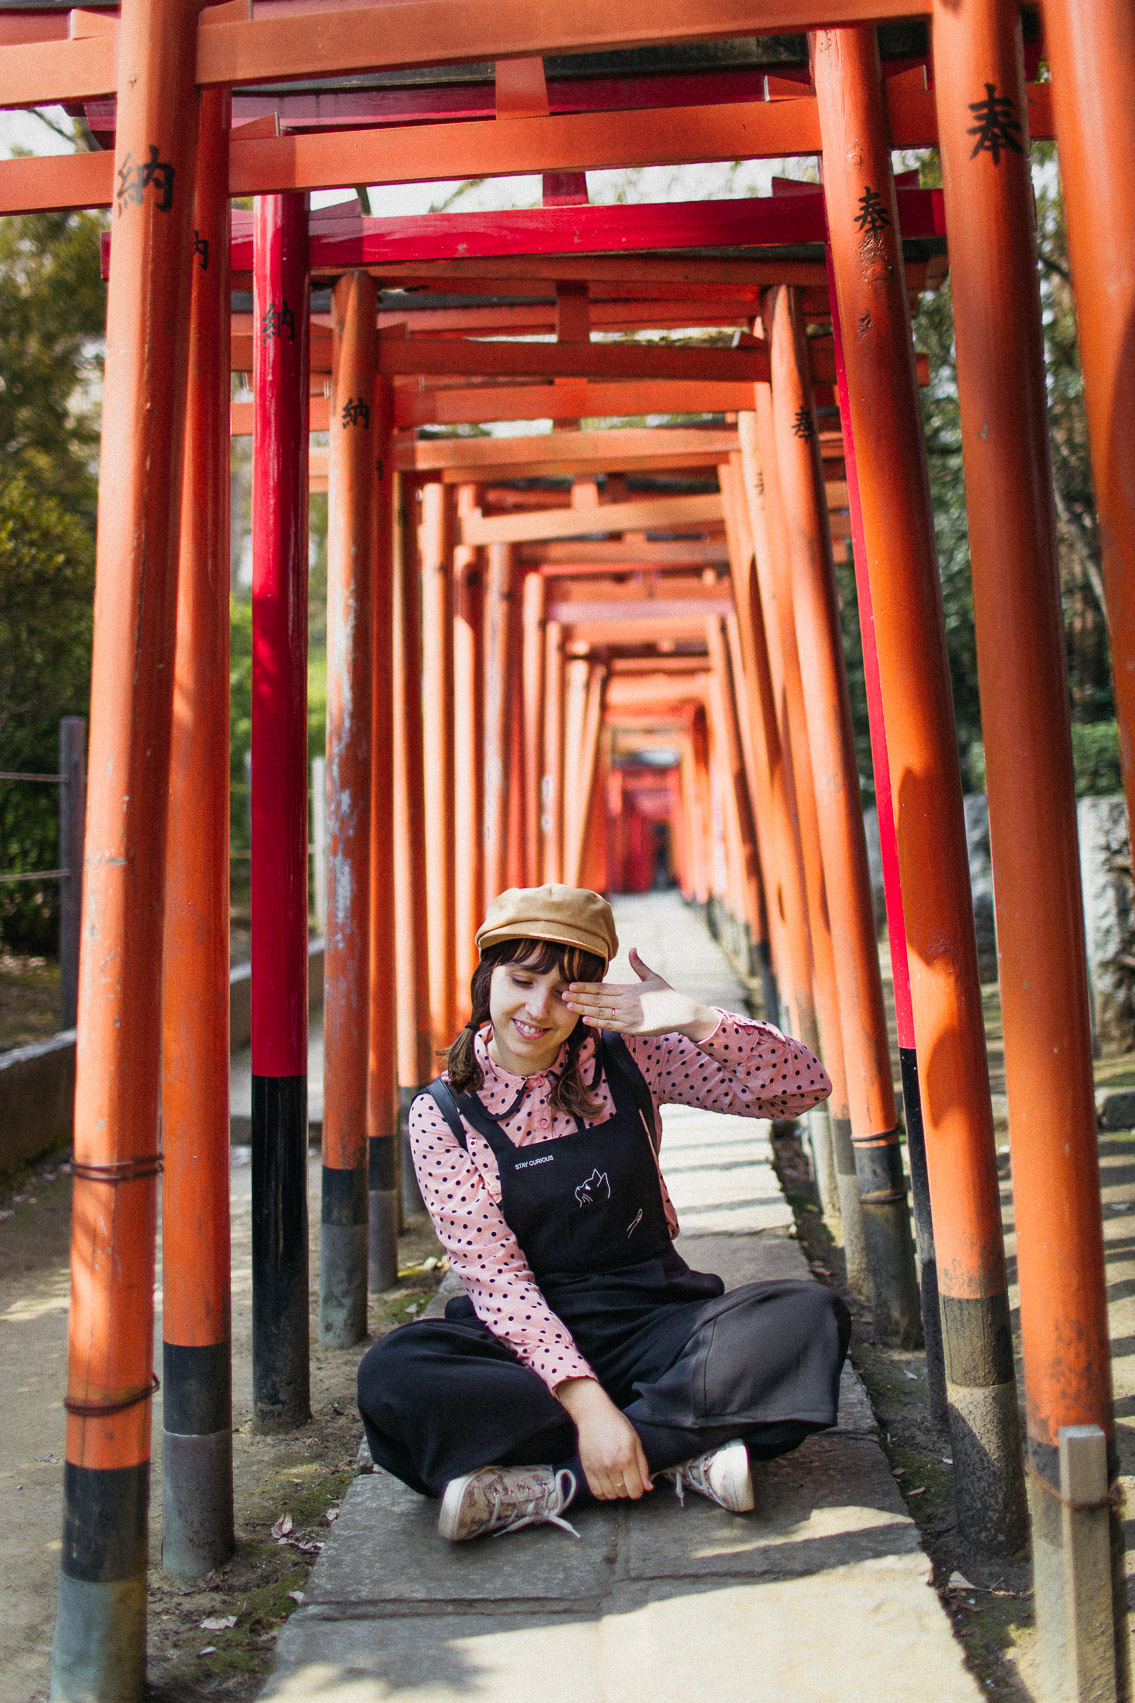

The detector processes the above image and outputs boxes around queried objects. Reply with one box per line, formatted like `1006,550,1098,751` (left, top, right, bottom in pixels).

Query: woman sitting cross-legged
357,884,848,1542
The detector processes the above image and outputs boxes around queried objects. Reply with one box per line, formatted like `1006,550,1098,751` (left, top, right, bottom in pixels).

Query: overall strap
426,1077,523,1161
600,1031,660,1154
425,1078,470,1151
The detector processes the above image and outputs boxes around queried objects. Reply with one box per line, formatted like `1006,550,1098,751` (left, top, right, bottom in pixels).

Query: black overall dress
357,1034,850,1498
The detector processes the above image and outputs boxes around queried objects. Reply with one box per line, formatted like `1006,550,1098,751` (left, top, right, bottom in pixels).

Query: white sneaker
438,1464,580,1542
665,1439,754,1514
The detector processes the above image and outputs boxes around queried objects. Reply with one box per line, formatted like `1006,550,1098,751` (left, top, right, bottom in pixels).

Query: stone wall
864,793,1135,1054
0,940,325,1178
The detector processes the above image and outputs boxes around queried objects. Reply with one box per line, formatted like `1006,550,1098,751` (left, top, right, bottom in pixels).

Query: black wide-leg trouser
357,1278,851,1498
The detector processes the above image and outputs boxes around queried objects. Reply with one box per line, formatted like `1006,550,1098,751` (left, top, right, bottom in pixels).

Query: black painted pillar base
754,937,779,1029
942,1289,1027,1554
162,1339,234,1577
398,1085,427,1218
51,1463,148,1703
252,1074,310,1429
898,1045,947,1422
831,1113,868,1295
368,1133,399,1291
320,1163,368,1347
852,1125,923,1348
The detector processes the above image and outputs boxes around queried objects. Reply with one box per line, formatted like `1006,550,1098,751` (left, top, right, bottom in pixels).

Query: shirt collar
473,1023,597,1087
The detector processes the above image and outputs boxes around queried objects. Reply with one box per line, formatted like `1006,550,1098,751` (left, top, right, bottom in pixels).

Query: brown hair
446,936,607,1121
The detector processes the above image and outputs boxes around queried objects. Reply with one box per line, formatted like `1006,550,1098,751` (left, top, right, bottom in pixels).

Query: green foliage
0,478,94,950
0,201,105,952
0,209,106,531
905,146,1112,790
968,721,1121,799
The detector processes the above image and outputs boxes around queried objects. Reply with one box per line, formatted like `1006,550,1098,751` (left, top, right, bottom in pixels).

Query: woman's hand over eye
563,947,718,1042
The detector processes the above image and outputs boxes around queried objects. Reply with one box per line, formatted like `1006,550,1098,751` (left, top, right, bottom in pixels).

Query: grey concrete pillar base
162,1428,234,1580
51,1574,146,1703
947,1380,1028,1556
1030,1462,1129,1703
830,1116,868,1295
319,1223,368,1347
368,1188,398,1292
398,1087,426,1217
861,1204,923,1349
807,1106,840,1220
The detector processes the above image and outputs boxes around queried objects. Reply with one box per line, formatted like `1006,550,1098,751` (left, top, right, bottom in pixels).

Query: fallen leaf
287,1591,304,1604
198,1647,217,1656
200,1615,237,1632
907,1487,926,1496
271,1513,293,1540
325,1507,340,1524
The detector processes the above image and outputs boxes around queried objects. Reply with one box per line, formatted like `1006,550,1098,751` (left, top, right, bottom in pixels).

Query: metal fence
0,717,86,1028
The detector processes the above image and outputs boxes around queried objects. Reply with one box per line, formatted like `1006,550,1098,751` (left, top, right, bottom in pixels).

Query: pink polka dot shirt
408,1013,831,1394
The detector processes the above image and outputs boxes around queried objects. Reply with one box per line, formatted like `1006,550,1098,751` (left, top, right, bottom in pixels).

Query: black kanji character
139,145,175,211
854,186,892,237
341,396,370,429
967,83,1024,165
261,301,296,343
193,230,210,271
116,145,176,214
792,406,815,442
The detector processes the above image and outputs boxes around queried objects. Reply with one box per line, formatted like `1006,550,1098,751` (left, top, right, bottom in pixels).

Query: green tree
0,207,106,530
0,196,106,951
0,478,94,949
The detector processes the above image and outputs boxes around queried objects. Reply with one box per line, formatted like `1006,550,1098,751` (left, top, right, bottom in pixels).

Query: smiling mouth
512,1019,548,1040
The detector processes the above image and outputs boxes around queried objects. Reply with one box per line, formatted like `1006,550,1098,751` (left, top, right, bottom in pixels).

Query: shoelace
489,1468,580,1540
667,1456,713,1508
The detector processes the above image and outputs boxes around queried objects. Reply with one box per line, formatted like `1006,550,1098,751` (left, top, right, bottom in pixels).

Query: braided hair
446,936,607,1122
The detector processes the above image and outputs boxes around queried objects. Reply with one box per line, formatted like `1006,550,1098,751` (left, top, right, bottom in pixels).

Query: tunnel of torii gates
2,0,1134,1695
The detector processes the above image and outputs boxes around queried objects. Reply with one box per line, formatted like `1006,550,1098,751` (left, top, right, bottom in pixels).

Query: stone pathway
261,892,982,1703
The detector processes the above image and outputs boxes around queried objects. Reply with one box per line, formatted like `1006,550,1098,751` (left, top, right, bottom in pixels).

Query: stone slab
304,1469,615,1606
620,1433,917,1582
265,1612,603,1703
598,1570,984,1703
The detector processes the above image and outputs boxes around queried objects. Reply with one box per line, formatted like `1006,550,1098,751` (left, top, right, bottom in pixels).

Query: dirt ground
0,1146,447,1703
0,952,61,1050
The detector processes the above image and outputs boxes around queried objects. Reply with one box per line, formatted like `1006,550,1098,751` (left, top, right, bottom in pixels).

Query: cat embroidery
575,1169,610,1207
627,1208,644,1238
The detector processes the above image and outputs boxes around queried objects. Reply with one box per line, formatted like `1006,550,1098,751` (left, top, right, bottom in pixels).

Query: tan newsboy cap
475,885,618,964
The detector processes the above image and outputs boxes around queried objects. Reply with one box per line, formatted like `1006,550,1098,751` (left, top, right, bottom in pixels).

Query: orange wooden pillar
250,191,311,1433
522,569,546,887
51,0,200,1692
766,283,920,1346
542,617,565,883
320,271,375,1347
723,445,833,1194
934,0,1123,1667
706,619,769,973
814,22,1025,1551
572,663,607,888
453,487,484,1010
420,480,457,1052
720,477,783,1024
1042,0,1135,852
483,541,515,903
160,87,233,1584
393,476,431,1216
690,706,715,912
751,388,857,1246
578,716,610,895
367,378,399,1279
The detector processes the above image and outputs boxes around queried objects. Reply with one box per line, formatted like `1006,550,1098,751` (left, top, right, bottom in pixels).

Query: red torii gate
1,3,1129,1699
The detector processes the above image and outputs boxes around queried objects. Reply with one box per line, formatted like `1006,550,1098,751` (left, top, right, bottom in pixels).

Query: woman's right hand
556,1377,653,1500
